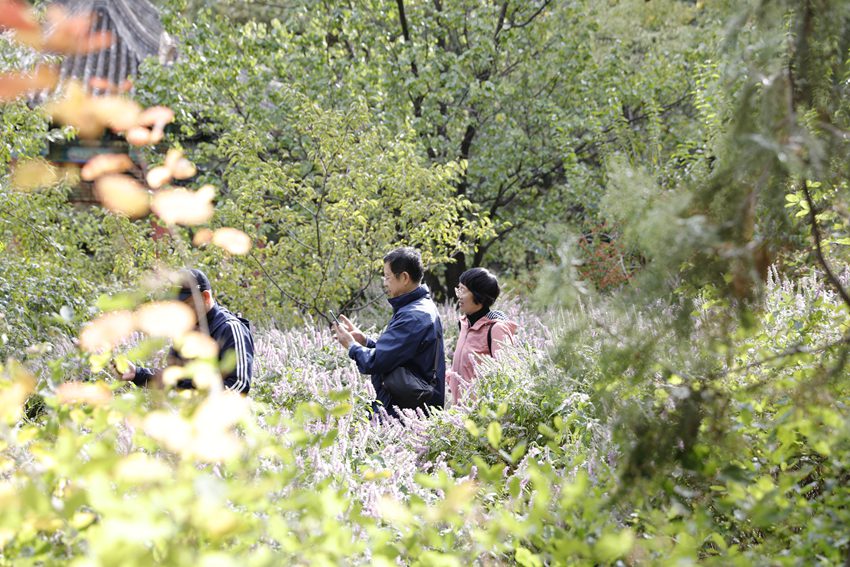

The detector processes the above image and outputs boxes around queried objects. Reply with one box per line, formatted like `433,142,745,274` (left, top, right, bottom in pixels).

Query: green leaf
594,529,635,563
515,546,543,567
487,421,503,449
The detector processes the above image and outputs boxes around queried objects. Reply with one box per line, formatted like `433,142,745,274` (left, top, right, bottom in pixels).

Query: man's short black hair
459,267,500,309
383,247,424,283
177,268,212,300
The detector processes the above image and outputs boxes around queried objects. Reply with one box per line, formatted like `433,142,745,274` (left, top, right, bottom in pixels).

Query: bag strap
431,331,440,385
487,325,493,356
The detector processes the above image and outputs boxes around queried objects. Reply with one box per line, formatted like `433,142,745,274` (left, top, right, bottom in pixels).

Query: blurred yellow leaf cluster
79,301,196,353
142,391,250,462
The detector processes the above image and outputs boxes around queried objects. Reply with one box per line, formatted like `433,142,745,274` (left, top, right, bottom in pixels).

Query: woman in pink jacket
447,268,517,405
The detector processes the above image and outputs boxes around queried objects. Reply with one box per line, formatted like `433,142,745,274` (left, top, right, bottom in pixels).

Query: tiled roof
30,0,168,104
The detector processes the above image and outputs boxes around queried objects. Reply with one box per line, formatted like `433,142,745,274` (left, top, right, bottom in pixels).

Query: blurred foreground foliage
2,0,850,564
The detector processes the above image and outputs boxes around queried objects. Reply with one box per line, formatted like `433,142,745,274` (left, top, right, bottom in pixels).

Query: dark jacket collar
388,285,429,313
206,302,221,325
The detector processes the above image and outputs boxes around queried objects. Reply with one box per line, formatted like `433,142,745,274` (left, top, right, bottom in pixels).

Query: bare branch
505,0,551,31
801,179,850,311
493,1,508,43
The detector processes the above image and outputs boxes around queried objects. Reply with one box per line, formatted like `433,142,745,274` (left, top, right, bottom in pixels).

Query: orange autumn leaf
151,185,216,226
0,66,59,102
212,228,252,255
94,174,150,218
79,310,135,353
80,154,134,181
88,76,115,92
193,228,213,247
0,0,38,32
45,30,113,54
41,7,113,54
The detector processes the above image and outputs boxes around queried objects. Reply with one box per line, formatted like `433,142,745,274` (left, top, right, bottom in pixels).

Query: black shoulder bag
382,339,439,409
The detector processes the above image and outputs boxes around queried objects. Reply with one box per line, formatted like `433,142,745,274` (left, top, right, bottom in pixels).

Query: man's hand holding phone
112,357,137,382
331,311,367,349
338,314,366,346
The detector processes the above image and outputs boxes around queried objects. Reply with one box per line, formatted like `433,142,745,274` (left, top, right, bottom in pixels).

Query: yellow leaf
375,496,413,526
191,431,242,462
0,362,36,424
138,106,174,128
172,158,197,180
193,391,250,431
135,301,196,339
125,126,153,146
10,159,59,191
161,365,186,387
89,96,143,133
145,165,172,189
0,528,14,550
182,361,221,390
164,148,184,170
178,331,219,359
70,511,97,530
94,174,150,218
114,453,172,483
79,310,135,353
163,148,197,179
55,382,112,406
151,187,215,226
143,410,193,453
80,153,134,181
43,82,110,139
212,228,252,255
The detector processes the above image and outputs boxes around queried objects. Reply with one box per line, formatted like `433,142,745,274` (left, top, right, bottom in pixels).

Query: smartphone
329,310,340,325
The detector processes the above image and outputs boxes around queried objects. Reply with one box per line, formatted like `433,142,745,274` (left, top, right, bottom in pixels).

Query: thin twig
801,179,850,311
247,250,313,316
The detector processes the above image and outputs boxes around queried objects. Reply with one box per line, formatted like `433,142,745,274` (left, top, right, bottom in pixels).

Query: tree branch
248,251,313,315
801,179,850,311
493,1,508,43
396,0,416,77
505,0,551,31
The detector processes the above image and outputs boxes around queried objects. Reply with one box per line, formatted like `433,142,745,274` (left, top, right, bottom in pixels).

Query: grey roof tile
30,0,167,105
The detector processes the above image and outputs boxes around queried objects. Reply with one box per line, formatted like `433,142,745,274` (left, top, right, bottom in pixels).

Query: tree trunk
443,251,468,301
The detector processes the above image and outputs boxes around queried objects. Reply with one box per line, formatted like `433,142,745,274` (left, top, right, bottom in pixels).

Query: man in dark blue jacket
120,269,254,395
334,247,445,417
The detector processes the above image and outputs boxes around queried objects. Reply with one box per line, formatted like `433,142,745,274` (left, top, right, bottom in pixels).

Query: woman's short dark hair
459,267,500,309
384,247,424,283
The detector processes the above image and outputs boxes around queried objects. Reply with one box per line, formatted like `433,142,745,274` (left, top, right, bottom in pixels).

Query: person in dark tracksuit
119,269,254,395
333,247,445,418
